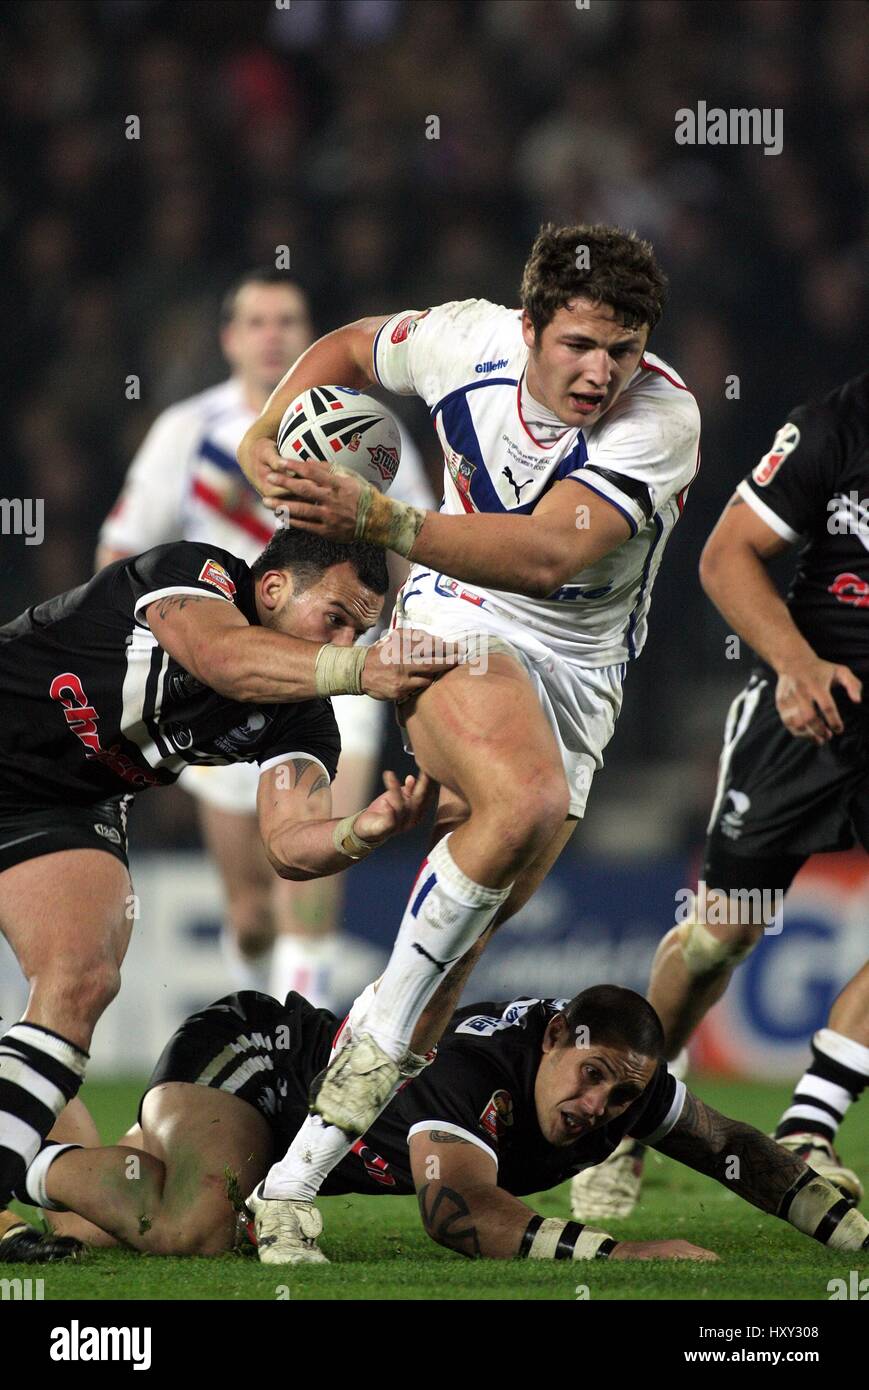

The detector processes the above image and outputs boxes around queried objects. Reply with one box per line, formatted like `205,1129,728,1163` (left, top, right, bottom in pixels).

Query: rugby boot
244,1183,329,1266
570,1138,646,1221
309,1032,400,1137
776,1131,863,1206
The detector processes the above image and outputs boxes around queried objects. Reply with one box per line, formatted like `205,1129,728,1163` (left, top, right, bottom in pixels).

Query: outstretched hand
353,770,437,846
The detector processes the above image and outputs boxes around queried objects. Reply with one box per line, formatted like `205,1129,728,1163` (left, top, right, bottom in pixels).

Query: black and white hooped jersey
324,997,686,1198
0,542,340,809
737,371,869,677
373,300,701,665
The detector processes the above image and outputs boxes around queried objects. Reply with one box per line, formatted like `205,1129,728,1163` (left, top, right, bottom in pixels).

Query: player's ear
258,567,294,613
520,310,537,352
542,1012,569,1053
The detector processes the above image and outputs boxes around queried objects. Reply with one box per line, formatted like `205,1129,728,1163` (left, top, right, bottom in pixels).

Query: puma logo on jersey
503,465,534,504
721,789,751,838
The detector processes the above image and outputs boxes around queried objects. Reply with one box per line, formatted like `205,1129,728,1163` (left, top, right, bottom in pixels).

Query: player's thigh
404,652,566,809
0,849,131,978
140,1082,273,1251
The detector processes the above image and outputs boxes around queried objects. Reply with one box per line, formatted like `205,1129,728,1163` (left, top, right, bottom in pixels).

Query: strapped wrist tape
520,1215,617,1261
349,477,426,559
332,813,377,861
314,644,367,697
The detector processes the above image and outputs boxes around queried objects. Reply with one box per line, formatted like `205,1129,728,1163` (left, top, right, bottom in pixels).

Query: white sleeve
577,389,701,535
98,405,201,553
392,420,436,510
372,300,483,406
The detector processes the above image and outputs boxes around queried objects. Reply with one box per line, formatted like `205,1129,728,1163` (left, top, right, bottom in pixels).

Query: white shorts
180,695,387,816
393,572,625,817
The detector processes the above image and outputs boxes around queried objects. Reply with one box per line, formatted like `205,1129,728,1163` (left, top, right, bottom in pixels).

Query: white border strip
637,1078,687,1146
134,585,230,626
737,480,800,543
258,752,332,780
407,1120,498,1170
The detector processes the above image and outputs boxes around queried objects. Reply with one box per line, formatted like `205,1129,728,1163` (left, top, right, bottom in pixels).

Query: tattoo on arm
654,1091,807,1215
155,593,211,620
308,772,330,797
417,1182,481,1257
726,493,745,509
427,1131,472,1145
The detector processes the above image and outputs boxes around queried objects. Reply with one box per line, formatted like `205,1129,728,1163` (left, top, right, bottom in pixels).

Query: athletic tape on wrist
332,813,377,861
782,1171,869,1250
351,479,425,559
314,643,367,697
520,1216,615,1261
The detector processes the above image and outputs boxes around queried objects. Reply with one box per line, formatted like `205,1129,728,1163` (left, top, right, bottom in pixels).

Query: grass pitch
9,1077,868,1301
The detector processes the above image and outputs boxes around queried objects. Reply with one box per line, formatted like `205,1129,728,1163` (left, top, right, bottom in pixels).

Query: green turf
7,1077,868,1300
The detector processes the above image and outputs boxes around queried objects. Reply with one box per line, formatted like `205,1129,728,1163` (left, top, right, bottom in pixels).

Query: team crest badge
479,1090,514,1142
390,310,430,344
446,452,476,503
198,559,236,599
752,422,800,487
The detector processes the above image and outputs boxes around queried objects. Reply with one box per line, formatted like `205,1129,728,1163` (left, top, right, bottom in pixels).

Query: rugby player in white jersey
97,269,434,1008
236,223,702,1262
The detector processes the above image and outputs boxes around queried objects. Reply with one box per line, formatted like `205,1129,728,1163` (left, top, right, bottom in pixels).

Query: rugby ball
277,386,401,492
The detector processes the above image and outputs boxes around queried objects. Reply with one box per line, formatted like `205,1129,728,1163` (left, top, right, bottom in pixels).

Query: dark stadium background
0,1,866,1069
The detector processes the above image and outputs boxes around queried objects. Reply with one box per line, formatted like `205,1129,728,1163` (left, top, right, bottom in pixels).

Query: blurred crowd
1,0,866,850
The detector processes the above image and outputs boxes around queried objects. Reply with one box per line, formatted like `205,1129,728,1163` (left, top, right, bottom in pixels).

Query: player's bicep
703,490,794,567
144,593,248,685
409,1129,498,1194
533,478,632,580
257,757,333,866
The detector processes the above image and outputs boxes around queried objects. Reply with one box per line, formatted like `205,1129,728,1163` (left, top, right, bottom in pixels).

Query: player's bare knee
493,781,569,858
36,959,121,1029
675,918,762,978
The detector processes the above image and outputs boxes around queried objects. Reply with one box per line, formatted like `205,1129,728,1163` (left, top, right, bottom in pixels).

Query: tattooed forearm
155,594,211,619
417,1183,481,1257
654,1091,808,1215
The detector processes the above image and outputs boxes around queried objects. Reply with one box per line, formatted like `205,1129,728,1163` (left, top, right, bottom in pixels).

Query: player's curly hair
561,984,666,1058
520,223,668,336
251,527,389,596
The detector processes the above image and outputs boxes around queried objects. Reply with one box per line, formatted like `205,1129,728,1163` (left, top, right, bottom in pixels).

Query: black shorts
0,795,132,876
704,673,869,890
141,991,337,1149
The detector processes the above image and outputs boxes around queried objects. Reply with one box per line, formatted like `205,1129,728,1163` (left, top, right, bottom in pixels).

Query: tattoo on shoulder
417,1182,481,1258
427,1130,472,1145
307,772,330,798
155,593,209,619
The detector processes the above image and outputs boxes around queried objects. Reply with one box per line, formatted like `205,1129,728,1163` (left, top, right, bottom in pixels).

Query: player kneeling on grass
19,984,869,1265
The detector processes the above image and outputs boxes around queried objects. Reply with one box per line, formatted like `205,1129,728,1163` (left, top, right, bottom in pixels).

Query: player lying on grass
232,221,702,1259
12,982,869,1265
0,526,451,1220
573,371,869,1223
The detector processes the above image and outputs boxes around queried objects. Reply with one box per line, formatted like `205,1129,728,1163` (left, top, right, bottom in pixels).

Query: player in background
96,269,435,1008
572,371,869,1222
21,986,869,1267
235,222,701,1261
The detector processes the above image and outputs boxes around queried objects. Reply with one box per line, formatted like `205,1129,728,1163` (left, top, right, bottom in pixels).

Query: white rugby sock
361,834,512,1060
262,1114,365,1202
269,934,340,1012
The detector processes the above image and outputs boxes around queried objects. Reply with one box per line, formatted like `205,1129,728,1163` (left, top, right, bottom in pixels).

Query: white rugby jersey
100,377,434,567
373,300,701,664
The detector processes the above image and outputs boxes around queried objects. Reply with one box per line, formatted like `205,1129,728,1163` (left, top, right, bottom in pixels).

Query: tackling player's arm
143,593,450,705
257,760,434,880
408,1130,714,1262
700,496,861,743
653,1089,869,1253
